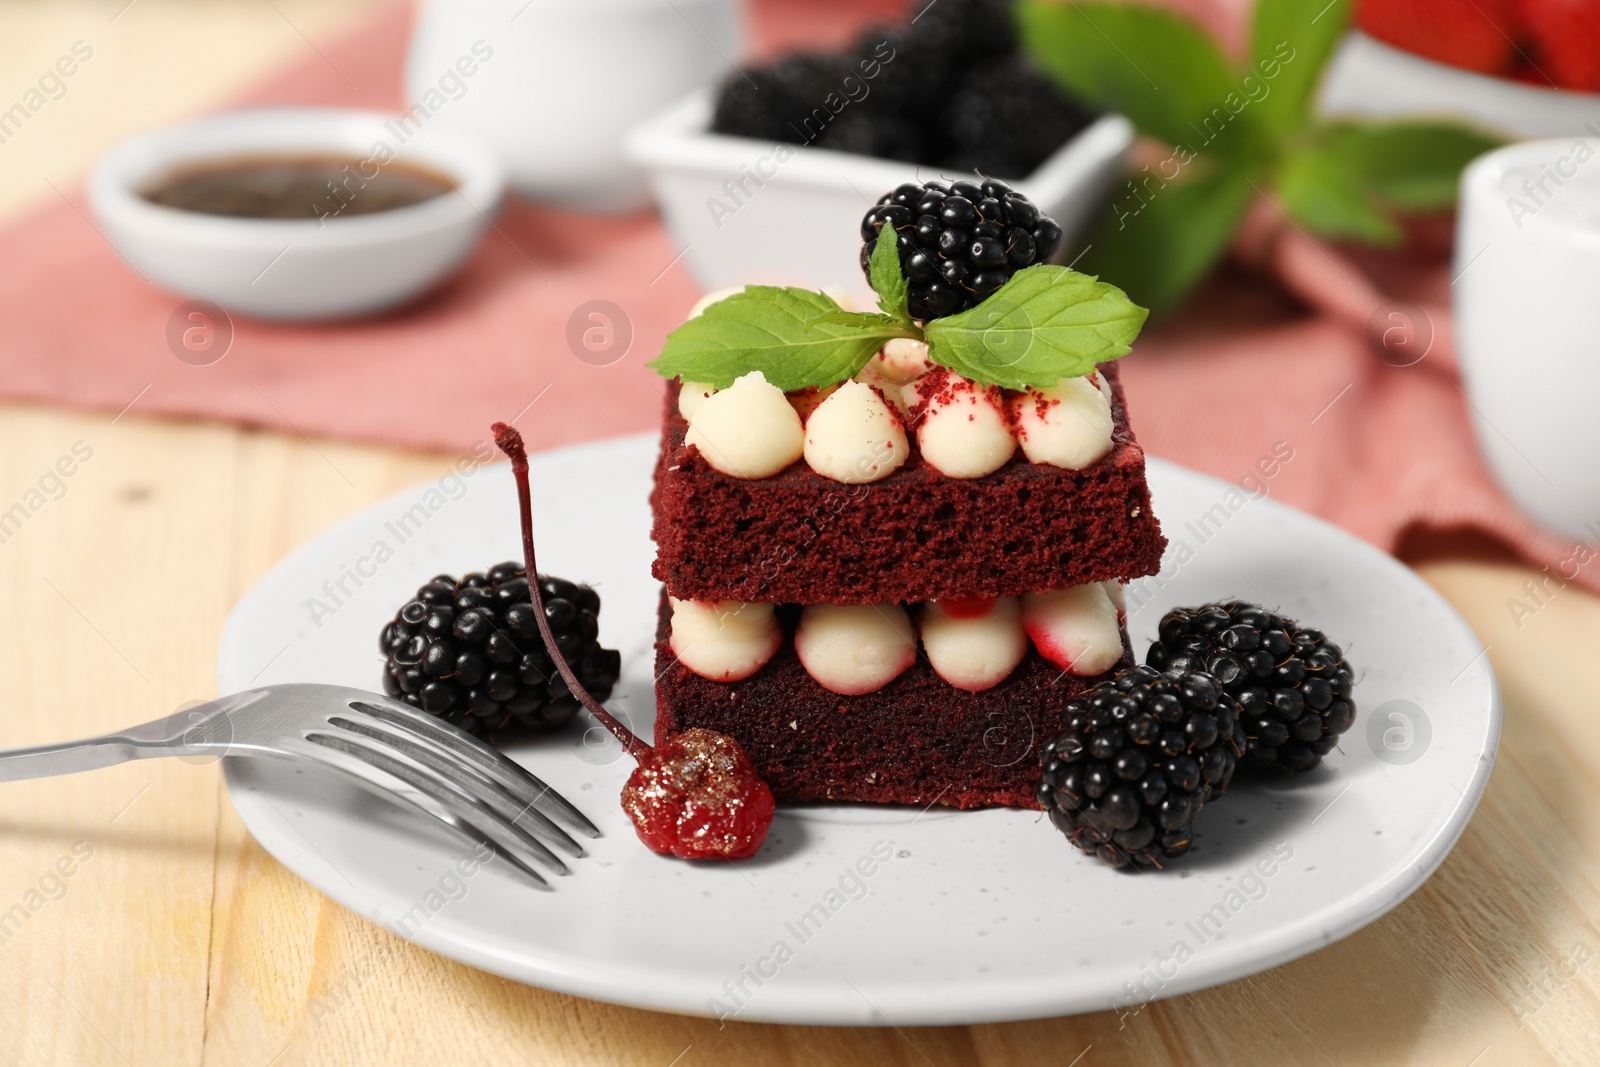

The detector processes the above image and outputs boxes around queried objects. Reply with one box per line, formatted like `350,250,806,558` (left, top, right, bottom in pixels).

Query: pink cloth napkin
1,0,1593,595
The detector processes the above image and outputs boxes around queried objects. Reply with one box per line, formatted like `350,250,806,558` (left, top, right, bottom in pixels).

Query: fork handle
0,703,215,783
0,693,261,783
0,734,168,783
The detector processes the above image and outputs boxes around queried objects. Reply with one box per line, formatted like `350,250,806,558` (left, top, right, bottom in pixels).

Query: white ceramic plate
217,435,1499,1026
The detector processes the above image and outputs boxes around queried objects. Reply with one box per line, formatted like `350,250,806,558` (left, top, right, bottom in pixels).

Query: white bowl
1321,30,1600,138
89,108,506,321
625,89,1134,303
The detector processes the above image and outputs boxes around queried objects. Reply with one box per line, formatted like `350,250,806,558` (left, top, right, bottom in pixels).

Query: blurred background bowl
1321,30,1600,137
88,107,505,321
626,89,1133,303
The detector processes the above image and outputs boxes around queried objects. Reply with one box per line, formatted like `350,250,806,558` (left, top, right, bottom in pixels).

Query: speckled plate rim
217,434,1500,1026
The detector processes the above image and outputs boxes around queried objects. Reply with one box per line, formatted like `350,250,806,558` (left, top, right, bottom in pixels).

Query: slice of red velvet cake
646,180,1165,810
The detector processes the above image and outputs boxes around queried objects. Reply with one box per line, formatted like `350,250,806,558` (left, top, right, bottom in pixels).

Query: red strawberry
1358,0,1520,74
1519,0,1600,92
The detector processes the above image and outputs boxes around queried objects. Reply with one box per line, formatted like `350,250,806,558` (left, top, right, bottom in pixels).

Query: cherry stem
492,422,653,762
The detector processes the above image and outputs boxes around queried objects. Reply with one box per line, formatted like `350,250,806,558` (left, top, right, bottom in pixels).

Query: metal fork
0,683,599,888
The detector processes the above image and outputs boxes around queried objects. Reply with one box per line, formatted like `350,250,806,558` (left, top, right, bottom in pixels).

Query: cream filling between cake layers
666,582,1127,695
667,598,782,682
794,603,918,694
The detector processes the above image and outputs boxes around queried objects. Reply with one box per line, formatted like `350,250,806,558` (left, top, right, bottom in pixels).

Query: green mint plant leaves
648,287,916,392
868,228,911,323
923,266,1148,391
1249,0,1350,137
1020,0,1501,314
1019,0,1270,164
1299,122,1503,210
1276,144,1404,245
1077,166,1260,315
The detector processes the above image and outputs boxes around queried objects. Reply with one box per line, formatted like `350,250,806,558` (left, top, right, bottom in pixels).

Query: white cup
406,0,742,212
1455,138,1600,543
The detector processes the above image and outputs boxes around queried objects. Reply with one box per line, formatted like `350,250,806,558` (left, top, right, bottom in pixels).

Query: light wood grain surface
3,2,1599,1064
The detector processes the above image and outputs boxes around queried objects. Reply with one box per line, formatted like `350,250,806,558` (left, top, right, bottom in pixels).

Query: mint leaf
1275,120,1500,243
1277,143,1402,244
648,286,914,391
923,265,1148,390
1020,0,1269,162
1249,0,1350,136
1076,164,1258,314
1311,122,1502,210
869,228,910,322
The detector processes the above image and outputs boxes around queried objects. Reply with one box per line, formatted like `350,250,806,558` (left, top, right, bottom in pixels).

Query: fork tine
303,731,569,878
272,741,551,890
345,698,601,839
326,715,583,858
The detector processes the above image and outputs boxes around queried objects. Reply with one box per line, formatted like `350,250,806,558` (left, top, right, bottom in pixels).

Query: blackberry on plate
378,562,621,741
1146,602,1357,775
859,180,1064,320
1039,666,1245,869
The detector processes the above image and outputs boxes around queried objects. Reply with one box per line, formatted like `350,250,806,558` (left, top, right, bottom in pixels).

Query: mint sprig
925,266,1148,390
1020,0,1502,313
647,287,915,392
652,254,1148,394
869,228,911,323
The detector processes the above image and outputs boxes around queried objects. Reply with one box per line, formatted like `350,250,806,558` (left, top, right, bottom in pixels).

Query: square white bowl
626,89,1133,305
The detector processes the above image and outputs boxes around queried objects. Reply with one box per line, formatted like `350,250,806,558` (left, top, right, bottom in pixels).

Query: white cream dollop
795,603,917,695
1103,579,1127,622
919,597,1027,692
872,337,934,384
676,289,747,419
685,370,804,479
1011,376,1114,470
853,362,914,420
1021,584,1123,677
668,597,781,682
914,372,1017,479
803,380,909,484
678,381,716,420
855,338,931,420
787,383,839,423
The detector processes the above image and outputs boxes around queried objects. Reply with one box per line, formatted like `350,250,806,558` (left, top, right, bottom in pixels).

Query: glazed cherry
492,422,774,861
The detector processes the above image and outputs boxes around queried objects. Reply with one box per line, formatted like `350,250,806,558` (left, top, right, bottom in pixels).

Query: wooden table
3,2,1599,1063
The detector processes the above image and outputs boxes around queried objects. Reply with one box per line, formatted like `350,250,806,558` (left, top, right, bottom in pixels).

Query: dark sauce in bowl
142,154,457,220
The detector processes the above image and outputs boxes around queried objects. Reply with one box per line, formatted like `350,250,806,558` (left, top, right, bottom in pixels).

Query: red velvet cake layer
652,595,1133,809
650,363,1165,606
